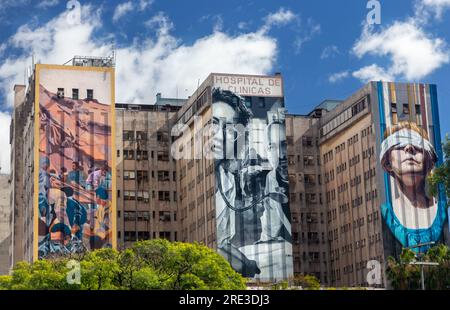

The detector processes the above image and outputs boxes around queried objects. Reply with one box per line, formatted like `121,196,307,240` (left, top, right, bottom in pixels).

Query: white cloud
138,0,153,11
321,45,340,59
237,21,250,30
421,0,450,18
0,5,281,170
113,1,134,23
293,18,321,54
113,0,153,23
352,64,394,83
36,0,59,9
352,21,449,82
0,111,11,174
261,7,297,33
328,70,349,83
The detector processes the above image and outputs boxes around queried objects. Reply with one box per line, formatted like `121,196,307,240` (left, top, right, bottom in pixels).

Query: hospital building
4,57,449,288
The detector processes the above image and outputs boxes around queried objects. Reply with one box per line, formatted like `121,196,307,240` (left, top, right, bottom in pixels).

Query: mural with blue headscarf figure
377,82,447,253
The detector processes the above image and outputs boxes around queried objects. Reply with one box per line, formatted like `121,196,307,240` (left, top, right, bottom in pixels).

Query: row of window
362,147,375,159
350,175,362,187
122,231,174,242
351,196,364,208
365,189,378,202
347,133,359,146
335,142,346,154
119,190,177,202
292,232,326,244
120,149,170,162
326,189,336,203
323,150,333,164
123,211,175,222
56,88,93,100
336,162,347,174
349,154,360,167
361,125,373,138
320,97,367,137
300,252,326,263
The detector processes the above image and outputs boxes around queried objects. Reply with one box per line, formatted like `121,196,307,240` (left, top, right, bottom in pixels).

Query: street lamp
407,242,439,290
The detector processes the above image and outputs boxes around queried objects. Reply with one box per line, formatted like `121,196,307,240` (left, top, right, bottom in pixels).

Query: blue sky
0,0,450,172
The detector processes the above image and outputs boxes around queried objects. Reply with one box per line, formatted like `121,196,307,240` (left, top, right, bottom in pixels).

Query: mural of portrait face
385,144,428,187
266,122,286,169
212,101,237,161
380,123,437,210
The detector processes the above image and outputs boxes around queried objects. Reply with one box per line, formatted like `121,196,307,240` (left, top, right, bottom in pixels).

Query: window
123,171,136,180
306,193,317,204
124,231,137,242
159,191,170,201
157,131,169,142
72,88,79,100
137,191,150,203
87,89,94,100
258,97,265,108
415,104,421,115
136,131,147,140
136,150,148,160
391,102,398,124
159,211,171,222
137,211,150,221
57,88,65,98
159,232,171,240
304,174,316,185
351,98,366,116
403,104,410,115
302,136,313,147
158,171,170,181
124,191,136,200
303,155,314,167
123,150,135,160
137,171,149,182
123,131,134,141
244,97,252,108
138,231,150,240
157,151,169,161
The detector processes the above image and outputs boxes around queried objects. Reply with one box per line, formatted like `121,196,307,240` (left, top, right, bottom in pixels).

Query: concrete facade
0,175,11,275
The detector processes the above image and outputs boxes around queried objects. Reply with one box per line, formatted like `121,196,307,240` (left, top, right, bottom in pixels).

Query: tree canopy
386,244,450,290
0,239,246,290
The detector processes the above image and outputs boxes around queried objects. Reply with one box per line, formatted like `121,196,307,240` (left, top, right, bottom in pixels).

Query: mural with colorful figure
377,82,447,253
36,65,115,259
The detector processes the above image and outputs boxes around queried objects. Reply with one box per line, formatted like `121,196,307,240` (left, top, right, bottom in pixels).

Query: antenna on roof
111,40,116,67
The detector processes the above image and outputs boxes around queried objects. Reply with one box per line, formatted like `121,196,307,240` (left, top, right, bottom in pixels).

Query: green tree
1,240,246,290
0,275,12,290
131,240,246,290
386,248,420,290
80,248,121,290
291,274,320,290
423,244,450,290
387,245,450,290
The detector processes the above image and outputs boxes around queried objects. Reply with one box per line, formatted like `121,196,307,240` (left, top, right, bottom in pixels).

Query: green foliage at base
386,244,450,290
0,240,246,290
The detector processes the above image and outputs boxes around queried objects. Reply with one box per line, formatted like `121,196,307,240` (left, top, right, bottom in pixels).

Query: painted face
212,101,237,160
389,144,425,175
267,123,286,169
